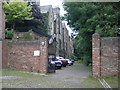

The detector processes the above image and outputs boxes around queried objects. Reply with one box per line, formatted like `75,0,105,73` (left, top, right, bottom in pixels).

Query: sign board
34,50,40,56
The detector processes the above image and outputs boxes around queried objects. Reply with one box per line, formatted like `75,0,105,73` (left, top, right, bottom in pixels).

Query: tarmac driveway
2,62,91,88
50,63,91,86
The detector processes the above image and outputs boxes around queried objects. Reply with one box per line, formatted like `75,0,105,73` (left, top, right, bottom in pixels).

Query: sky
40,0,66,16
40,0,73,36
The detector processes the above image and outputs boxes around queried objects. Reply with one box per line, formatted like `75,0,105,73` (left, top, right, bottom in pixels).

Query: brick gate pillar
0,1,5,68
0,1,2,69
92,33,101,77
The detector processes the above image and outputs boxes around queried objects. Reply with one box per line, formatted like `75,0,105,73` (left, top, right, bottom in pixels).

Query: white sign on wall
34,50,40,56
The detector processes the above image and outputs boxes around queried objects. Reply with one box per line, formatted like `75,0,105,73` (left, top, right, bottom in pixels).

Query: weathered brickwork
0,11,5,38
7,37,48,73
92,34,101,77
2,40,9,68
0,1,2,69
101,37,119,76
92,34,119,77
0,41,2,68
0,1,5,68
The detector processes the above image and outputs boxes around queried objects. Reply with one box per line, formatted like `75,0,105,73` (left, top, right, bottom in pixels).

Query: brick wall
0,41,2,68
0,9,5,38
92,33,119,77
7,37,48,73
0,1,2,69
0,1,5,68
2,40,9,68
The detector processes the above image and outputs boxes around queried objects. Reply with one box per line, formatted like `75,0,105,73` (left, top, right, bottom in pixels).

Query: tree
2,0,33,30
63,2,120,65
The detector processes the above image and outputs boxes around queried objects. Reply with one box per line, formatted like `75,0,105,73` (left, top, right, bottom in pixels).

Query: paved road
2,62,91,88
50,63,91,86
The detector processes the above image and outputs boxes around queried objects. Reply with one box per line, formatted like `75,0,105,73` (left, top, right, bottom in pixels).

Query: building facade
40,5,74,58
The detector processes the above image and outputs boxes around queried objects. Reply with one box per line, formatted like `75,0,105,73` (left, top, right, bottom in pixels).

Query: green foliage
5,30,14,39
19,32,33,41
2,0,33,29
63,2,119,65
41,13,49,34
23,32,32,41
70,54,77,59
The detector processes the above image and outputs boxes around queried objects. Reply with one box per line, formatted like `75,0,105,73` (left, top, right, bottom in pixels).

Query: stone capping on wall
92,33,119,77
11,40,41,45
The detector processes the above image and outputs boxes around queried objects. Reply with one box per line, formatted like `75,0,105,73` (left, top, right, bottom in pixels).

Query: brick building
40,5,74,59
62,23,74,58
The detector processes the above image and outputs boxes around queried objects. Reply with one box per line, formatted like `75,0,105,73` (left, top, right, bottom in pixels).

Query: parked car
56,57,68,67
55,60,62,69
48,57,62,69
48,58,56,73
69,58,75,63
66,59,73,66
74,58,79,61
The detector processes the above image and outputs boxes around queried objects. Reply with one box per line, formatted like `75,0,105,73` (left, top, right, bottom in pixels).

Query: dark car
48,59,56,73
48,57,62,69
55,60,62,69
74,58,79,61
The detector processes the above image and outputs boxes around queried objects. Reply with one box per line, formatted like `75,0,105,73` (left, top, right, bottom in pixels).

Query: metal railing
98,78,112,90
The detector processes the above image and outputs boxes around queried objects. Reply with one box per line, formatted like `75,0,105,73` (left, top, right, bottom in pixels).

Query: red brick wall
0,1,2,69
0,41,2,68
0,10,5,38
7,37,48,73
101,37,119,76
0,1,5,68
2,40,9,68
92,34,119,77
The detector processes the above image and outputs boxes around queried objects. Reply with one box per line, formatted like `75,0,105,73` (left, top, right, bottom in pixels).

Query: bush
5,30,14,39
83,55,92,66
18,32,33,41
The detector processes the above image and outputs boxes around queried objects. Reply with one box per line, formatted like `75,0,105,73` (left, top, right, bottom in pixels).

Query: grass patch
81,75,119,88
101,76,119,88
74,60,83,64
80,76,103,88
2,68,47,77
